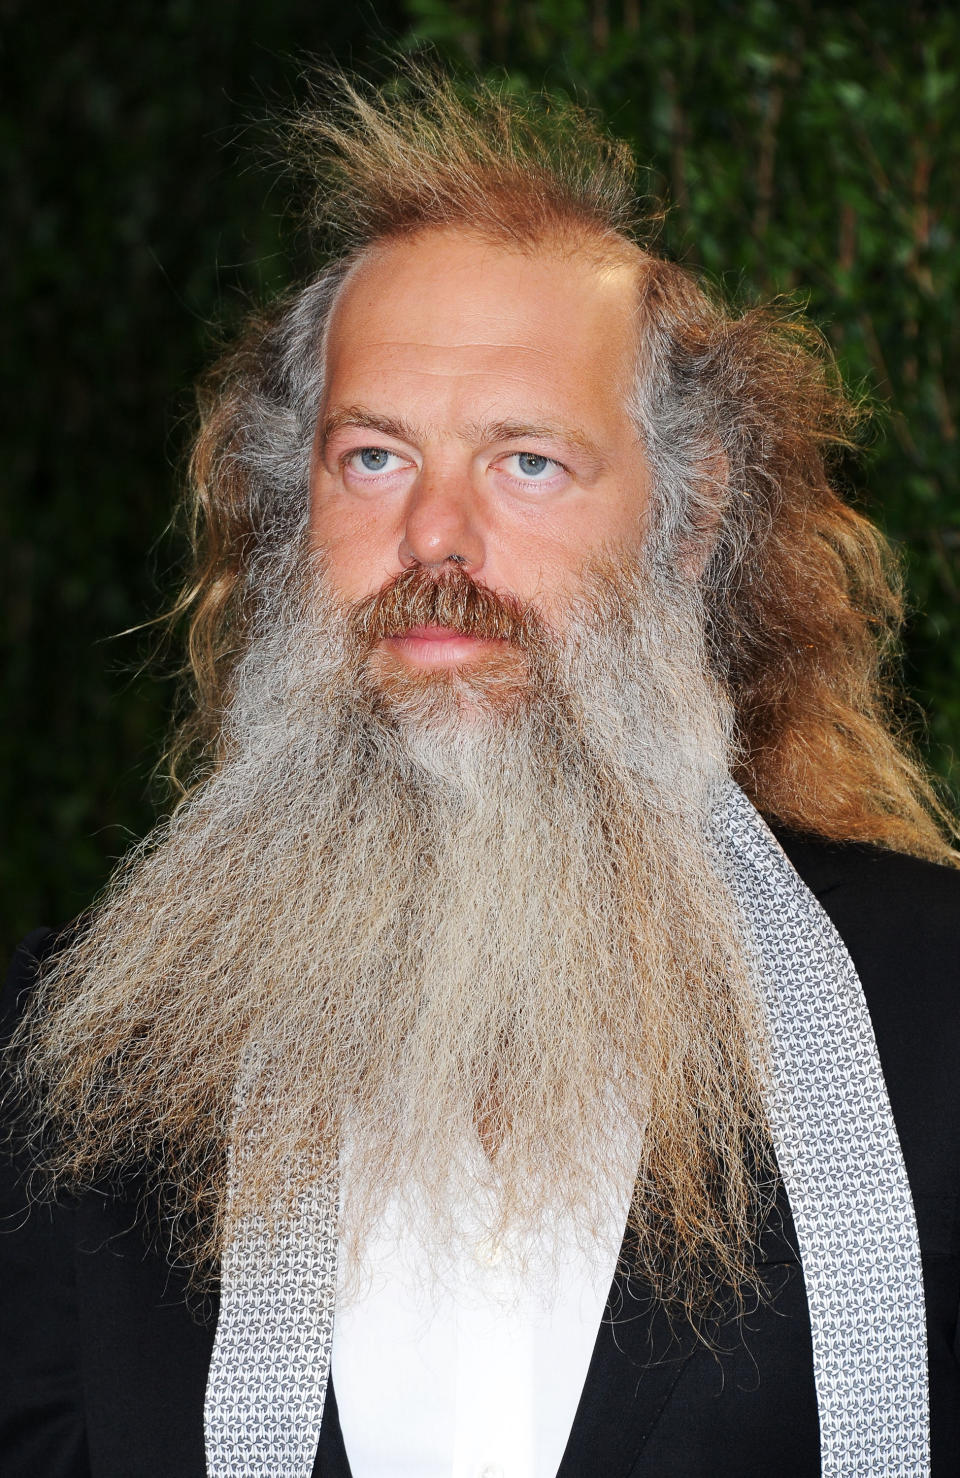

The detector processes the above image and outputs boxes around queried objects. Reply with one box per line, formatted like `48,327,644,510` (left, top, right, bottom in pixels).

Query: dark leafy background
3,0,957,956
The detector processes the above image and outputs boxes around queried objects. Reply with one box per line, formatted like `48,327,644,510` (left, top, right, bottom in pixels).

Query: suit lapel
557,1269,701,1477
558,1184,820,1478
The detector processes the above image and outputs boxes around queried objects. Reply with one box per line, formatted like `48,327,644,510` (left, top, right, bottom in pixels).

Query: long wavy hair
169,68,955,861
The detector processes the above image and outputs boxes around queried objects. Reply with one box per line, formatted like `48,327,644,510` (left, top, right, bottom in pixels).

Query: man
2,71,958,1477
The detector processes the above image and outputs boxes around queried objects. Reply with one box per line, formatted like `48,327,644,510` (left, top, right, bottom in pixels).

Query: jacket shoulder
1,927,91,1476
774,830,960,998
775,828,960,1252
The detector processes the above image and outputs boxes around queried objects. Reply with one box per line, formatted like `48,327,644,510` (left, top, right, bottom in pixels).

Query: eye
345,446,407,476
501,452,565,481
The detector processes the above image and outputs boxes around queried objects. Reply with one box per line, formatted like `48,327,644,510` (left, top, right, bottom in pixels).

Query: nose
398,470,485,572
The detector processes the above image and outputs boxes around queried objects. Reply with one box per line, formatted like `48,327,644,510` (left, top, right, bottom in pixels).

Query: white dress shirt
331,1142,634,1478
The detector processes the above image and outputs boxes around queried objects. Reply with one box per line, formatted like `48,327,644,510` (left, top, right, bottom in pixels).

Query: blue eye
358,447,391,471
504,452,562,481
344,446,407,479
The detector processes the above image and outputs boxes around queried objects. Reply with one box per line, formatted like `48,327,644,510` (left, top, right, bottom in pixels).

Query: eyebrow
320,405,611,472
320,407,423,448
466,419,609,471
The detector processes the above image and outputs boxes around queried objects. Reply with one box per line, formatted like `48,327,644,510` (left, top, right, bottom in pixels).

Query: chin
362,641,535,725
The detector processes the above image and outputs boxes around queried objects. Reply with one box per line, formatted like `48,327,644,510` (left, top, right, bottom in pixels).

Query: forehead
320,228,641,433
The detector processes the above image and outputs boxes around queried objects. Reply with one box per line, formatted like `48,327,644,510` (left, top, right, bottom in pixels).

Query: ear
681,447,728,581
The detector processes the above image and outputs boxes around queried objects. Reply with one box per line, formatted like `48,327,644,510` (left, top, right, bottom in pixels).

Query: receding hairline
314,219,653,406
339,216,650,283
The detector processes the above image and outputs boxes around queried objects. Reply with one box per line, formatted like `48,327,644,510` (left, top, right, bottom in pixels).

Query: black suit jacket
2,833,959,1476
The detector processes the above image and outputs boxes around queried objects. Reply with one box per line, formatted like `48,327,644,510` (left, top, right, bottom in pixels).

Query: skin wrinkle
319,408,611,476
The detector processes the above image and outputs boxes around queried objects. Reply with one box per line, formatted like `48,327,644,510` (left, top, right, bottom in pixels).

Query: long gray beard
20,549,769,1301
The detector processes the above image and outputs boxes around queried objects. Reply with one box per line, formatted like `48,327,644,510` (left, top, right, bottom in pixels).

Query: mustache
347,564,542,647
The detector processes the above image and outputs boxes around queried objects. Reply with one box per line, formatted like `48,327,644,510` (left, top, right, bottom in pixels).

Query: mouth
380,624,509,668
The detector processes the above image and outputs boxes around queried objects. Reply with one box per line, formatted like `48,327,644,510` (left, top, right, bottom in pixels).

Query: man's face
309,227,650,672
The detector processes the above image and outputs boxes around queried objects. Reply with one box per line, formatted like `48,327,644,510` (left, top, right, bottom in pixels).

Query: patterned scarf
204,782,929,1477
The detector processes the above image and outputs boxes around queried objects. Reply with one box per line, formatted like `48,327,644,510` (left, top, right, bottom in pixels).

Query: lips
393,625,482,641
380,624,508,669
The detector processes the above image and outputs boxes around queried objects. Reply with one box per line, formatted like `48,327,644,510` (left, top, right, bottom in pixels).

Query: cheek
573,489,650,567
500,493,646,622
519,488,646,573
309,478,399,593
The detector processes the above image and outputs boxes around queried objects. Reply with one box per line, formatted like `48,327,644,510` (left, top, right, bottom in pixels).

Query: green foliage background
3,0,958,955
